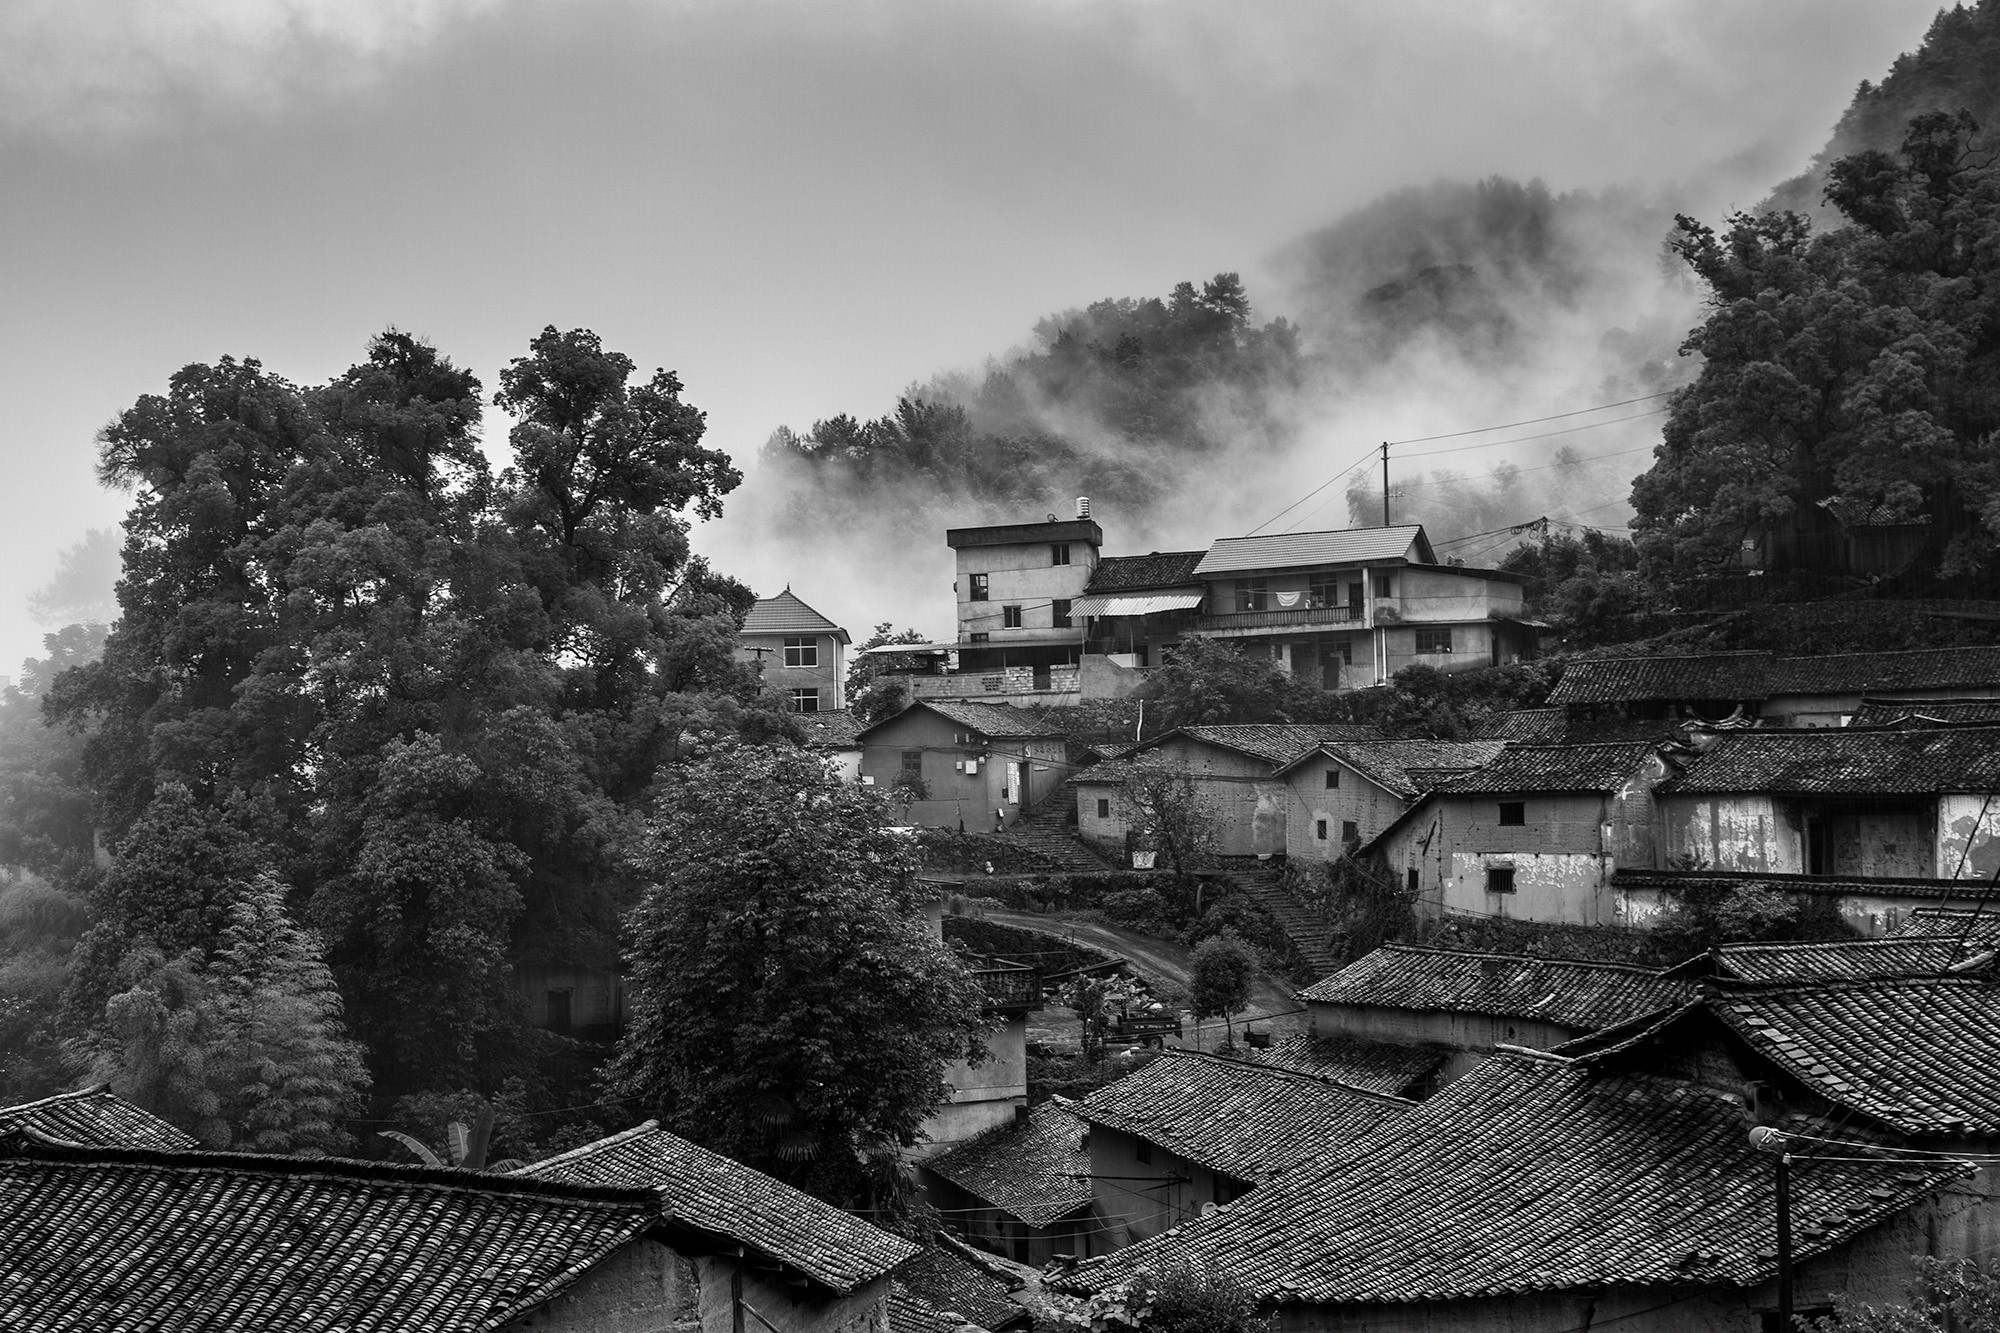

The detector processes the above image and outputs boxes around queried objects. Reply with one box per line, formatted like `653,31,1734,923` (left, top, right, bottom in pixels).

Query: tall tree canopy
40,328,789,1105
608,742,987,1212
1633,112,2000,589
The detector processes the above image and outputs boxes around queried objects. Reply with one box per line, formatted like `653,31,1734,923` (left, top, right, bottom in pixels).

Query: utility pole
1750,1126,1793,1332
1381,442,1391,527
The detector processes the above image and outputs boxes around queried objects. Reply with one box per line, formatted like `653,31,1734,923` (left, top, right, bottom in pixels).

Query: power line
1246,449,1377,536
1393,407,1669,459
1385,393,1675,446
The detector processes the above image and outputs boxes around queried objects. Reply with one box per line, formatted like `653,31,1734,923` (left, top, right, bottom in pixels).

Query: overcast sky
0,0,1939,675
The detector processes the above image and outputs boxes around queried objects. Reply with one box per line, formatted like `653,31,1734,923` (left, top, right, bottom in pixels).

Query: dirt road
981,907,1309,1052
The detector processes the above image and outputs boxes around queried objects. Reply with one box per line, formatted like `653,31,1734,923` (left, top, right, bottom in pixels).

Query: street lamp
1750,1126,1793,1333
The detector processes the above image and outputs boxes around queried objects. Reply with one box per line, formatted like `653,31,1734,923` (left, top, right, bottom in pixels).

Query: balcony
969,958,1041,1013
905,664,1080,699
1194,604,1362,634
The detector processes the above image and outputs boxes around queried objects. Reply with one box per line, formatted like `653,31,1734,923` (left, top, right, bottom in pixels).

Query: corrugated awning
1071,589,1205,617
857,642,957,655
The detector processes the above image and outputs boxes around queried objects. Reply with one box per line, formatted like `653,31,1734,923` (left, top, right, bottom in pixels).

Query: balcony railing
970,960,1041,1012
904,665,1080,698
1194,604,1361,633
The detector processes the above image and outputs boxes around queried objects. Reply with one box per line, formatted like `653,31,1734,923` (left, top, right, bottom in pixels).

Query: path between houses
980,908,1309,1052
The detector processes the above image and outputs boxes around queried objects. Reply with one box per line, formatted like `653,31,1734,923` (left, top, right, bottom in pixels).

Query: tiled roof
1284,740,1507,798
742,589,850,642
1059,1052,1964,1305
1670,938,1998,984
1075,1051,1409,1184
515,1120,915,1293
1850,696,2000,727
1767,645,2000,695
1252,1033,1448,1096
1705,978,2000,1135
1888,907,2000,947
1659,725,2000,795
0,1085,196,1150
1544,653,1773,706
892,1285,967,1333
1299,944,1693,1032
894,1244,1025,1331
1194,526,1434,576
860,700,1063,741
1154,724,1382,767
1476,709,1687,744
0,1131,661,1333
1611,867,1991,904
1085,551,1208,593
1428,741,1659,795
922,1097,1093,1229
798,709,865,749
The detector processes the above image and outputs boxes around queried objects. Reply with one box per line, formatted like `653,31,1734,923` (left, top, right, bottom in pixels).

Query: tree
1815,1255,2000,1333
1122,762,1219,876
1139,636,1327,730
27,528,121,629
1632,112,2000,591
1045,1262,1271,1333
1189,934,1254,1051
846,624,932,725
607,743,988,1212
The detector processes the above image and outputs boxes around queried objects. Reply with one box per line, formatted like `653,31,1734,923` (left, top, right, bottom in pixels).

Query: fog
0,0,1940,670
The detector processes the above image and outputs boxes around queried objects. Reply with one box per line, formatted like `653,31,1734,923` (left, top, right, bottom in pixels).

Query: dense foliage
15,327,799,1143
1814,1255,2000,1333
1634,112,2000,592
607,744,987,1212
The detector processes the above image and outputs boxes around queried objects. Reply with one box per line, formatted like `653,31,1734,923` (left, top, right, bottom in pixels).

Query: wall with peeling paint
1938,793,2000,879
1284,757,1409,862
1662,794,1945,878
1659,795,1801,873
1383,791,1640,927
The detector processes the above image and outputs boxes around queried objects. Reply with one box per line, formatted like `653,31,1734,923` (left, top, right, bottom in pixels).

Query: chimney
1076,496,1091,520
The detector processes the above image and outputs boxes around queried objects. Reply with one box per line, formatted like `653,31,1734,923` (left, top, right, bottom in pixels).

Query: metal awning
1070,589,1205,617
857,642,957,655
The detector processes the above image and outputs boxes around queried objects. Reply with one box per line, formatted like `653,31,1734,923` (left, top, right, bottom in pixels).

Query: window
968,632,989,643
1414,627,1454,654
901,750,924,779
790,688,821,713
1052,598,1072,629
969,573,989,601
1324,768,1340,789
1134,1139,1152,1165
1342,820,1359,844
1241,579,1268,612
1347,580,1365,610
1052,543,1071,566
782,636,817,667
1309,573,1340,607
1096,798,1111,818
1315,818,1328,841
1407,868,1420,896
1498,801,1526,826
1033,665,1052,691
1373,573,1394,598
1002,605,1023,629
1486,866,1516,894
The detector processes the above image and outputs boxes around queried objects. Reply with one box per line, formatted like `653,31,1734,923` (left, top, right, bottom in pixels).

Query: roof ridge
0,1083,115,1114
0,1128,663,1205
1368,942,1675,978
1149,1048,1416,1106
513,1119,663,1173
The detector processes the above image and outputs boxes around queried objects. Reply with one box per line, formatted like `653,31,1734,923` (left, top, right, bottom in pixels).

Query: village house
1359,740,1671,927
1610,866,1999,938
736,589,851,713
1545,645,2000,729
516,1119,919,1333
0,1083,195,1149
1071,724,1380,858
1186,525,1537,689
1659,934,1999,984
856,700,1067,830
921,1096,1103,1265
1249,1030,1452,1098
1652,724,2000,879
891,1240,1032,1333
1075,1049,1412,1248
1070,549,1207,678
916,937,1038,1160
518,962,625,1041
1054,1049,1977,1333
1850,695,2000,726
1295,943,1694,1089
1273,739,1506,863
798,708,866,783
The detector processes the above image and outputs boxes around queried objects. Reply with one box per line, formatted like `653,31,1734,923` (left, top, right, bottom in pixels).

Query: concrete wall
908,664,1080,704
695,1262,889,1333
860,709,1066,827
1284,760,1410,863
1384,793,1627,927
1766,684,2000,727
914,1015,1029,1161
1614,881,1994,938
1659,794,1800,874
518,965,623,1038
1938,792,2000,878
1394,568,1524,622
1087,1124,1249,1248
955,541,1095,646
1140,738,1285,858
1380,621,1505,678
736,632,844,711
1661,795,1941,878
1079,653,1152,699
506,1237,691,1333
1075,780,1134,853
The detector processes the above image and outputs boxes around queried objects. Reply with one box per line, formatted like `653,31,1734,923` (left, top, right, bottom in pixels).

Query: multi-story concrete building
735,588,849,713
948,509,1102,675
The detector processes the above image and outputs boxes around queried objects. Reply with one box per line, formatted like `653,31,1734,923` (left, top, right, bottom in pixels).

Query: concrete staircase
997,800,1122,874
1229,867,1344,978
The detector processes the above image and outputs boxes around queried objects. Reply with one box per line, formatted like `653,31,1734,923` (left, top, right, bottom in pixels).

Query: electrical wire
1392,407,1670,459
1245,449,1378,536
1384,392,1677,446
